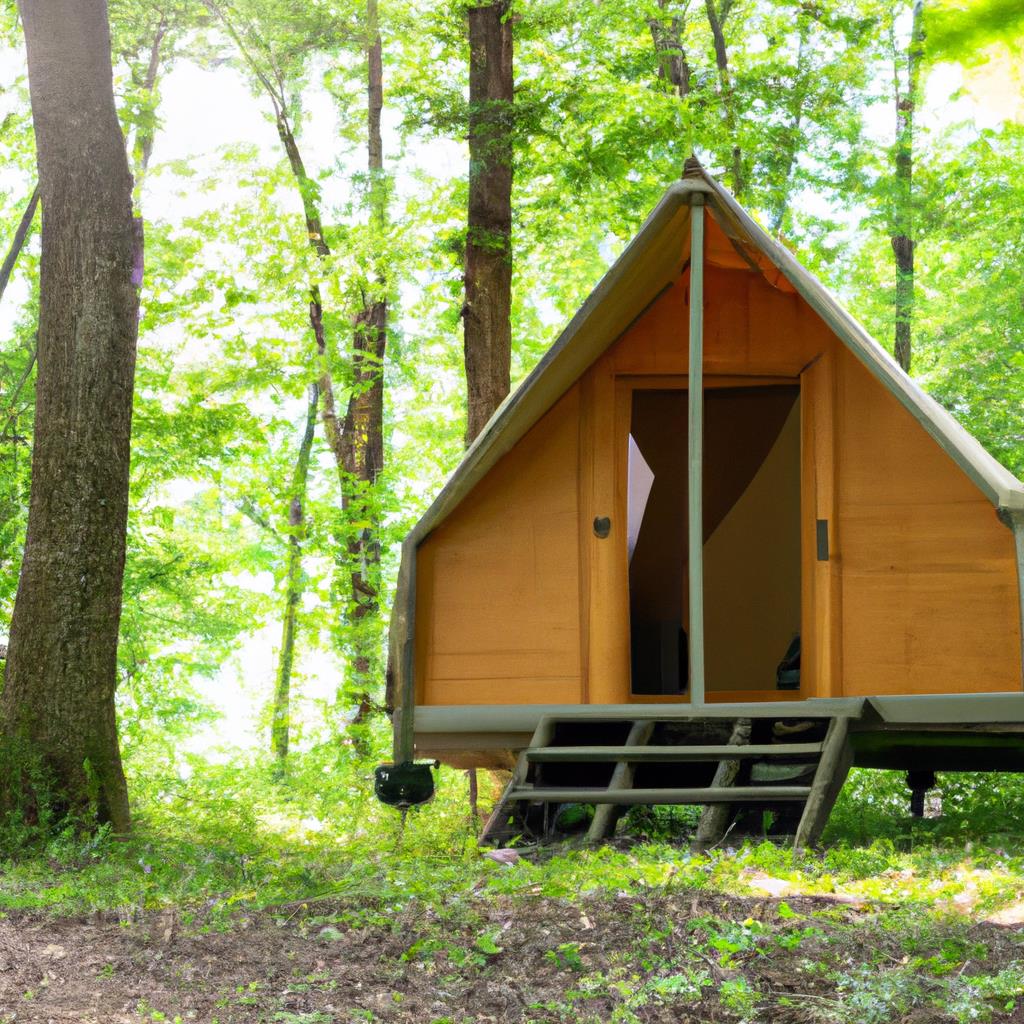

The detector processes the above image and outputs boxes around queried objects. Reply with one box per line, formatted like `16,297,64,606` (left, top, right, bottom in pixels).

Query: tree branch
203,0,287,115
0,184,40,305
1,337,37,439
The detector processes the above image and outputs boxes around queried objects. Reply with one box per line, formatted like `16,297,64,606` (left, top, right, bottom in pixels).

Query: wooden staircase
481,711,855,850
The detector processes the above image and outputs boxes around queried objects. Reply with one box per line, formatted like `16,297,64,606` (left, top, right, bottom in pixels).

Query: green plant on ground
546,941,584,971
719,976,759,1018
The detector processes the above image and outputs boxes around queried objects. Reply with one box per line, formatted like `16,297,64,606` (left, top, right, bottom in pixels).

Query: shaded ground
1,889,1022,1024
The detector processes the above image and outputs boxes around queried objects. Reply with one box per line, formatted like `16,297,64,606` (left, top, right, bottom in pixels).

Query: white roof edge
704,176,1024,512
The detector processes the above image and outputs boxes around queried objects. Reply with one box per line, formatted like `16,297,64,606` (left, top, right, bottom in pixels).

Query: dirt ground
0,893,1022,1024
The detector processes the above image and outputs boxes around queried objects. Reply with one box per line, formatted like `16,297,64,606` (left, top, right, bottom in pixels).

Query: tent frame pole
688,194,706,707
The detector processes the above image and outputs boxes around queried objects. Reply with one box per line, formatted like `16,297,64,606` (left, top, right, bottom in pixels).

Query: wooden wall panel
800,351,841,698
610,279,689,374
609,264,825,379
415,219,1022,712
417,385,583,705
585,359,631,703
836,347,1022,695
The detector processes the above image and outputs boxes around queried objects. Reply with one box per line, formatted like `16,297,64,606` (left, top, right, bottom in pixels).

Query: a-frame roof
409,165,1024,548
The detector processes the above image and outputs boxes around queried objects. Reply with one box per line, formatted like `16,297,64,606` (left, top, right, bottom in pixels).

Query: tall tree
463,0,513,445
206,0,392,730
458,0,514,817
110,0,199,187
343,0,390,728
648,0,692,100
889,0,924,372
2,0,140,831
271,382,318,765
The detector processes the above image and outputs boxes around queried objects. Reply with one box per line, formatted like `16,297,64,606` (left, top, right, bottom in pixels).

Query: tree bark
648,0,691,99
891,0,924,373
463,0,513,446
271,382,318,765
461,1,513,813
703,0,743,196
343,0,388,732
2,0,139,832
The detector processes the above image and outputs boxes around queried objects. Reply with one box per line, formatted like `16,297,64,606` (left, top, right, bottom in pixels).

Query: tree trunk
891,0,924,373
648,0,691,99
463,0,513,446
343,0,388,734
703,0,743,196
205,0,391,734
462,1,513,812
271,382,318,766
132,15,168,183
2,0,139,833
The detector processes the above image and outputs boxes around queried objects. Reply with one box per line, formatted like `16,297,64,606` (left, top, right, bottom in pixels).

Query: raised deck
410,694,1024,848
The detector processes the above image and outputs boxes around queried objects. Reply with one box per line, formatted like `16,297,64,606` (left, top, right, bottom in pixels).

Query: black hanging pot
374,760,439,808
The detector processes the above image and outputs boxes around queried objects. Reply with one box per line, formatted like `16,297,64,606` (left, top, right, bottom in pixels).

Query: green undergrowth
2,746,1024,1022
1,739,1024,930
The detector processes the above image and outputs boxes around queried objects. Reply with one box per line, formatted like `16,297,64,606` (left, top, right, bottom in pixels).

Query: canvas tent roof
409,165,1024,549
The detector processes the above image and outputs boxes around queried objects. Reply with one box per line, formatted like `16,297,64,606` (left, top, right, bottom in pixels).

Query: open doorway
627,384,801,699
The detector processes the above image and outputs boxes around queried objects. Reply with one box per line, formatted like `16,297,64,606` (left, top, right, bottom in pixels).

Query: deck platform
409,694,1024,848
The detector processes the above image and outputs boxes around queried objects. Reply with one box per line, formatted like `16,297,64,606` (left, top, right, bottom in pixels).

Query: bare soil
0,892,1021,1023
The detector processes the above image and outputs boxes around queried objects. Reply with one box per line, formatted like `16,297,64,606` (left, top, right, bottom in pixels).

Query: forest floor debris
3,764,1024,1022
1,883,1023,1023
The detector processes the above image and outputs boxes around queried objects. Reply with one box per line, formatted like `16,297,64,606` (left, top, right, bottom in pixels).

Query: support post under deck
688,195,706,706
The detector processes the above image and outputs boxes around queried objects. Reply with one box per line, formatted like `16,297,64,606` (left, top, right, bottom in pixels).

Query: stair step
506,785,812,805
526,743,822,763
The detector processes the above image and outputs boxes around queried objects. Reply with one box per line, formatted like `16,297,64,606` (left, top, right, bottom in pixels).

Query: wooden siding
416,385,583,705
835,345,1022,695
414,216,1022,708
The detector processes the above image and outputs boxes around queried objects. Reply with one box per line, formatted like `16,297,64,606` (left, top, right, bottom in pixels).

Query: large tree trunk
343,0,388,733
891,0,924,373
463,0,513,446
2,0,139,832
271,382,318,766
461,0,514,813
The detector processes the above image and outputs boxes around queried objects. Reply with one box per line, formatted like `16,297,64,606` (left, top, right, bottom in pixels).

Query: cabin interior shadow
628,384,801,698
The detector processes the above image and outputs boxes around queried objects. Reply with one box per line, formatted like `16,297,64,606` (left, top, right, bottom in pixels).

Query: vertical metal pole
394,538,417,763
687,195,706,706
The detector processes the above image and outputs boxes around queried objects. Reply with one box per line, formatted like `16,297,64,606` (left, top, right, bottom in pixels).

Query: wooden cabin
387,163,1024,843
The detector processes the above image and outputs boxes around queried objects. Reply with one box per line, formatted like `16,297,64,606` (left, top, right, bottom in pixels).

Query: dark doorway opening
627,385,801,698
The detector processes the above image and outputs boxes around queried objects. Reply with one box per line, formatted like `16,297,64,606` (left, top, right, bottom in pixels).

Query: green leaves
925,0,1024,64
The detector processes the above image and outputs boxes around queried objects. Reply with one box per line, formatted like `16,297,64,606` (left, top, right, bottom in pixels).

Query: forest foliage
0,0,1022,820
